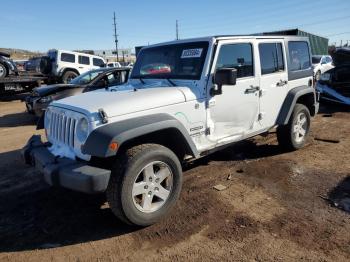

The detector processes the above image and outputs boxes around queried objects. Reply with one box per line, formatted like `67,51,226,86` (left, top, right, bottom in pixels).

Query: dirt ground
0,95,349,261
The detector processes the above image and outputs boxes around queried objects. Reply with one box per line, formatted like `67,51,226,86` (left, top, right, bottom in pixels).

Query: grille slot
48,110,76,147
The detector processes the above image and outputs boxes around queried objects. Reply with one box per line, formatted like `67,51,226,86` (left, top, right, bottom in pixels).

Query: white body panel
45,36,313,160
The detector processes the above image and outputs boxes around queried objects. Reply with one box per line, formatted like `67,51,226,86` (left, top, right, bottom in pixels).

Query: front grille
48,110,76,148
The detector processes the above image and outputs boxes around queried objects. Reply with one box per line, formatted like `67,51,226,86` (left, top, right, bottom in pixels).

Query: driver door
208,40,260,141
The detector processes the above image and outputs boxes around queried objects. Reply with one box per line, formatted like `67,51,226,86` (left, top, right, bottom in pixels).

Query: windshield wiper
166,78,176,87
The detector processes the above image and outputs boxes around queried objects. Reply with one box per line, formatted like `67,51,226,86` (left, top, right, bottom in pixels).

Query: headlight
320,73,330,82
40,96,53,103
76,117,89,143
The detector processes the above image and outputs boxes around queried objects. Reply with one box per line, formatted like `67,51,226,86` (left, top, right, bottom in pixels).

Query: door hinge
205,127,211,135
258,113,263,121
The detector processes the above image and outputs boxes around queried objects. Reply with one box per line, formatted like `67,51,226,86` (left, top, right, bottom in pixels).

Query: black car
0,51,18,79
25,67,130,117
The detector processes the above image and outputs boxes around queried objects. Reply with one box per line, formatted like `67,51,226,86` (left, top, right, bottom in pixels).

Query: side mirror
211,68,237,96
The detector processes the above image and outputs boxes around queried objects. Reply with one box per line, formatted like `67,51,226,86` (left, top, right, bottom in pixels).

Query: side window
259,43,285,75
216,43,253,78
288,41,311,71
61,53,75,63
326,56,332,63
93,58,104,67
78,55,90,65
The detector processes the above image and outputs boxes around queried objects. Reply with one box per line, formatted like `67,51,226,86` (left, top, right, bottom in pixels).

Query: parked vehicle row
25,67,130,117
312,54,334,81
316,47,350,105
22,35,318,227
25,49,106,84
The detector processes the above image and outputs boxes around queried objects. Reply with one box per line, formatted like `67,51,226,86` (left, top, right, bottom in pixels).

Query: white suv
23,35,318,226
47,49,106,83
312,55,334,81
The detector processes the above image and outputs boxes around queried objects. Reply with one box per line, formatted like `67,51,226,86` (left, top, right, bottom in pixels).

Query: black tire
315,70,321,81
106,144,182,226
0,63,8,79
61,70,78,84
277,103,311,151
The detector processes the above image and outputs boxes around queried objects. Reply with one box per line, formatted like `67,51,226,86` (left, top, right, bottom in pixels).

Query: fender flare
276,85,318,125
82,113,199,158
59,67,80,78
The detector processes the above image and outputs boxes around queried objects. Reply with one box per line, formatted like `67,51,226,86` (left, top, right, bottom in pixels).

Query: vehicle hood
330,47,350,67
32,84,82,97
52,85,197,118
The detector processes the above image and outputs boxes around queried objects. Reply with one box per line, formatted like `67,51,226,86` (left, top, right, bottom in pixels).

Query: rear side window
216,43,254,78
259,43,284,75
93,58,104,66
288,41,311,71
61,53,75,63
79,55,90,65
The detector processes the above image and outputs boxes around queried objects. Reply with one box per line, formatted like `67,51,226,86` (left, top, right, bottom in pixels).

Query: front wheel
0,63,8,79
106,144,183,226
277,103,311,151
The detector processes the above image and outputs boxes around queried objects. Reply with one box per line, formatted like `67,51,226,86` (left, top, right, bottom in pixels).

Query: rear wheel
277,103,311,151
106,144,183,226
61,70,78,84
0,63,8,79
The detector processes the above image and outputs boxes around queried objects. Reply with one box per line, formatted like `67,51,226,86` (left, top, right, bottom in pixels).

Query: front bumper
21,135,111,194
316,83,350,105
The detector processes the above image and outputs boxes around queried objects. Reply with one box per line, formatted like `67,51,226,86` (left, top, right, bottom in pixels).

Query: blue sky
1,0,350,52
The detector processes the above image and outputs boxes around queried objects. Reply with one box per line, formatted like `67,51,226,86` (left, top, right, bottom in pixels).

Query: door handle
276,80,288,86
245,85,260,94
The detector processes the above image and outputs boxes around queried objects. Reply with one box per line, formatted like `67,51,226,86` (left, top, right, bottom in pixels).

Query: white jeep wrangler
23,35,318,226
47,49,106,83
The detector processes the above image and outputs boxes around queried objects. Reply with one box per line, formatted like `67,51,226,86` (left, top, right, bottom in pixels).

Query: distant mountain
0,48,43,60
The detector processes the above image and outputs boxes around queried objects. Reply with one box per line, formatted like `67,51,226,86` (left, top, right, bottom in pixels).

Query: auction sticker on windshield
181,48,203,58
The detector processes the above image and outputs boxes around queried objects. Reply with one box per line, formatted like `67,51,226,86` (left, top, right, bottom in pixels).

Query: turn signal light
109,142,119,151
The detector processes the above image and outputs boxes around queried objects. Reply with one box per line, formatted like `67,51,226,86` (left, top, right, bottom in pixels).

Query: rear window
259,43,284,75
61,53,75,63
78,55,90,65
288,41,311,71
93,58,104,67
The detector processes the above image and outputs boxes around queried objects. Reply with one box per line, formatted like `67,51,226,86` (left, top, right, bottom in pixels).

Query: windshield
70,69,105,85
312,56,321,64
131,41,209,80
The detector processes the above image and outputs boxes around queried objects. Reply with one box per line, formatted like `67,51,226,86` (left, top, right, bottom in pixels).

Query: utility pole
113,12,119,61
176,20,179,40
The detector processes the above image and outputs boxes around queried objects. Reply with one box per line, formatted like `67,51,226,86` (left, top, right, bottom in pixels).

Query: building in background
260,28,329,55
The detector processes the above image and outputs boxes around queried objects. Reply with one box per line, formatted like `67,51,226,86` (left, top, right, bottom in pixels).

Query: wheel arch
82,113,199,161
276,85,318,125
60,67,80,78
